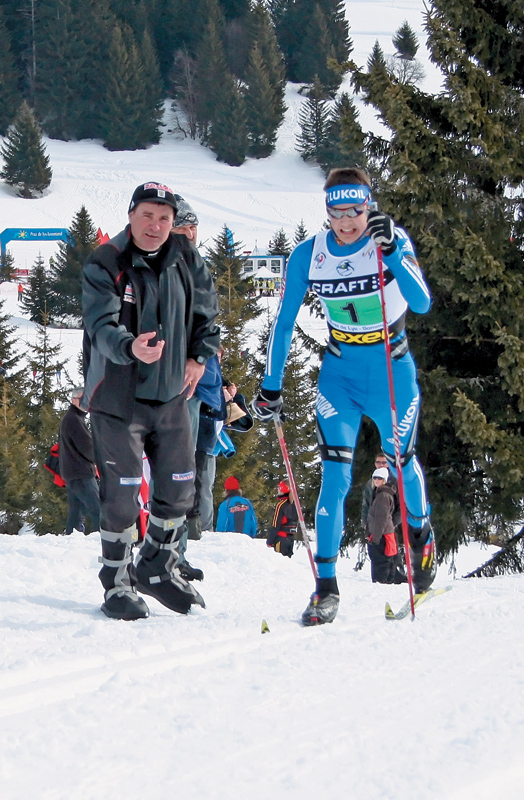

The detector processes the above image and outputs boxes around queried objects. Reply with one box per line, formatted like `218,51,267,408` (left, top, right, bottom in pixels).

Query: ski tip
384,602,396,620
261,619,270,634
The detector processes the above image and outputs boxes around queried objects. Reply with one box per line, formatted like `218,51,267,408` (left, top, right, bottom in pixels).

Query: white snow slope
1,2,524,798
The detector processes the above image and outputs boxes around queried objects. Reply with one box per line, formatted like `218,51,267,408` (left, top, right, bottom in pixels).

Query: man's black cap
128,182,178,213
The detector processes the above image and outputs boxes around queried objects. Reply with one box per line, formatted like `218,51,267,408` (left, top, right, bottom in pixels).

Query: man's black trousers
91,395,195,532
65,477,101,533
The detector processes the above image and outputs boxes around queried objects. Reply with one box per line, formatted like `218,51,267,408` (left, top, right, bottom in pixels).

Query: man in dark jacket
59,386,100,535
82,181,220,621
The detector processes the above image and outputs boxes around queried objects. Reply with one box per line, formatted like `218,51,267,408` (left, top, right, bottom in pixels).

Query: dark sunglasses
326,203,369,219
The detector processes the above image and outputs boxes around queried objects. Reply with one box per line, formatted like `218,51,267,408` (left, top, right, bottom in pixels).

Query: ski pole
376,245,416,619
272,414,318,580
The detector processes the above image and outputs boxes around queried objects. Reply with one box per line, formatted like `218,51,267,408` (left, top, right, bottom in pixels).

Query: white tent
253,266,275,280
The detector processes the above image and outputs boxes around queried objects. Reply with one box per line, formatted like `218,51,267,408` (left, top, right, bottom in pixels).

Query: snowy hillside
2,3,524,798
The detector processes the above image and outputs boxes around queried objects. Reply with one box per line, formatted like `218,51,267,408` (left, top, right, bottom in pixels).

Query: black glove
367,209,396,256
275,535,294,558
250,389,284,422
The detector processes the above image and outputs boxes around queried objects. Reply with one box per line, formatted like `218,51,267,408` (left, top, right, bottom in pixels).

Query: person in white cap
366,467,407,584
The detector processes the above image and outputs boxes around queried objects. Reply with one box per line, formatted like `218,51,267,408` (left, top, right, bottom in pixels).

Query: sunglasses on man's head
326,203,369,219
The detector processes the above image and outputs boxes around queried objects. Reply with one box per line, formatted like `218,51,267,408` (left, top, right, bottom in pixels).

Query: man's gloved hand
367,209,396,256
275,536,294,558
250,389,284,422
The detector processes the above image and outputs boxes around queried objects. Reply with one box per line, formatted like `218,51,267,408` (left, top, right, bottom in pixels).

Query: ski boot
136,514,205,614
301,577,340,626
99,526,149,620
178,560,204,582
409,520,437,594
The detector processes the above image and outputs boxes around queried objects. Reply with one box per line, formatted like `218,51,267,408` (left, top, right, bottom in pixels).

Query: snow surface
2,2,524,798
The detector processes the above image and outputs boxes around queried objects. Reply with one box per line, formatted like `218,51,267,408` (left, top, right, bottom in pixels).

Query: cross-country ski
385,586,453,620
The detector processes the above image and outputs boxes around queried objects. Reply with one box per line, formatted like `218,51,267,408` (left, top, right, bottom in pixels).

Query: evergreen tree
0,0,31,97
99,22,162,150
463,527,524,578
0,304,35,534
20,255,55,325
195,15,228,139
249,1,287,122
219,0,250,18
208,72,248,166
224,14,250,79
294,219,308,244
135,28,164,145
75,0,117,141
392,20,419,60
318,92,366,174
0,384,34,534
367,40,386,71
0,250,17,282
50,206,99,324
24,322,70,535
388,21,425,86
152,0,196,87
0,7,19,135
206,226,260,347
296,77,332,163
243,44,281,158
268,228,292,257
351,0,524,556
270,0,351,90
34,0,86,140
0,101,52,198
294,4,340,93
206,226,261,512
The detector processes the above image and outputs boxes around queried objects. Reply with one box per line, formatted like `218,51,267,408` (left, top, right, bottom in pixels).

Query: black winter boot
99,527,149,620
178,560,204,581
135,514,205,614
409,521,437,594
301,577,340,626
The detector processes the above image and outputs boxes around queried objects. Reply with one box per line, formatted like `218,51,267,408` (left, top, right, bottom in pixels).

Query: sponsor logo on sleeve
172,471,194,481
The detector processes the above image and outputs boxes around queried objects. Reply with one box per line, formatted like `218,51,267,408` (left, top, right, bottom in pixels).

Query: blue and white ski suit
262,227,431,579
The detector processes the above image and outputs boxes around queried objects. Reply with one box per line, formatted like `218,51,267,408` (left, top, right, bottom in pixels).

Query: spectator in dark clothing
216,477,257,537
366,468,407,584
59,386,100,535
361,452,400,528
82,181,219,621
267,481,298,558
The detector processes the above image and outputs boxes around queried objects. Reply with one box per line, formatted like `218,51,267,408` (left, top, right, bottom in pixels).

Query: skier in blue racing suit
252,166,437,625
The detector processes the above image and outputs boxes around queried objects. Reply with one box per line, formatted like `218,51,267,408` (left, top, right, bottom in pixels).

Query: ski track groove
0,623,322,718
0,596,393,720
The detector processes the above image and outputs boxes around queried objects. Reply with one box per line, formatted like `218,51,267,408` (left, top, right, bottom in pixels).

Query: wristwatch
194,355,207,365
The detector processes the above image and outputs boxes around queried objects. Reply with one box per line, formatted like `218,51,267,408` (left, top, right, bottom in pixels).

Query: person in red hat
267,481,298,558
216,476,257,537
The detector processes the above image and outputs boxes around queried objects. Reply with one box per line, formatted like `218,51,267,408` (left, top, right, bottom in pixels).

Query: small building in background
240,248,286,295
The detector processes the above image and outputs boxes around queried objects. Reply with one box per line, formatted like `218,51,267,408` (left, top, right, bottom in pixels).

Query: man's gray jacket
82,227,219,422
